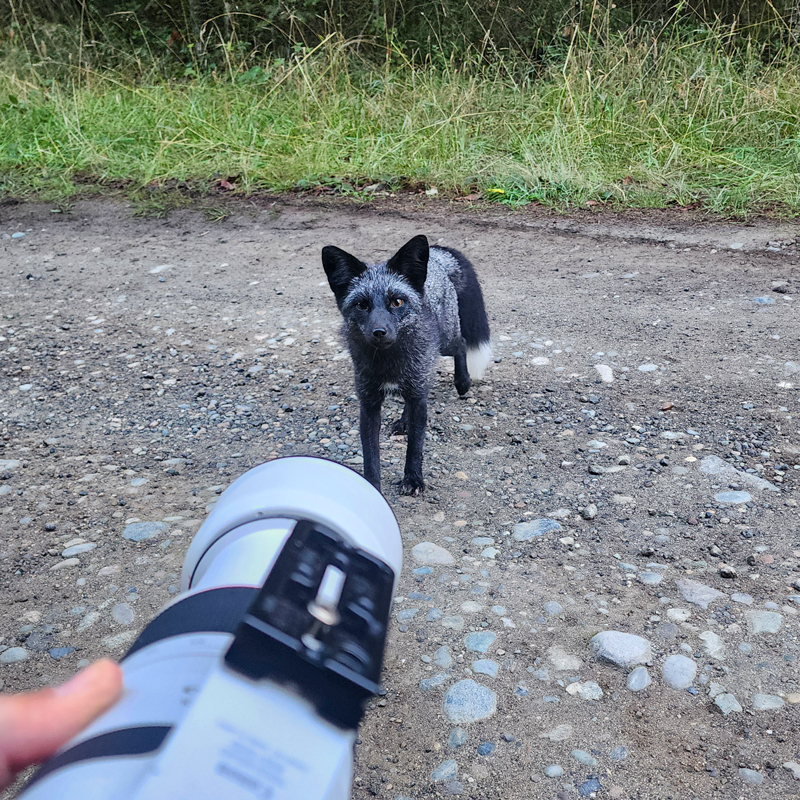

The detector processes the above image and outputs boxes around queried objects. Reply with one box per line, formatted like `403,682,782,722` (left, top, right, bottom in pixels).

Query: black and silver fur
322,235,491,496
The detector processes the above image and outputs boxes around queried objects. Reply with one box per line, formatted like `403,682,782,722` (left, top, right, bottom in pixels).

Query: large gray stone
714,693,742,715
430,760,458,782
752,694,784,711
464,632,497,654
443,679,497,723
61,542,97,557
544,601,565,616
590,631,653,669
569,681,603,701
472,659,499,678
50,558,80,571
594,364,614,383
123,521,167,542
102,630,138,650
411,542,455,566
783,762,800,781
539,724,573,742
0,459,20,471
714,490,752,504
745,610,782,634
0,647,29,664
676,578,725,609
77,611,101,632
547,645,582,671
662,654,697,689
738,769,763,785
700,455,779,492
698,631,726,660
419,673,450,692
513,518,561,541
434,646,453,669
112,603,135,625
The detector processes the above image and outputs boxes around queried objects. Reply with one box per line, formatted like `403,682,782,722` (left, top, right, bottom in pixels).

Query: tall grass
1,23,799,214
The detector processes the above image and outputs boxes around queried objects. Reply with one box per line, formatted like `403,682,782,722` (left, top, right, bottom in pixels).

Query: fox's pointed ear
322,246,366,308
386,235,429,295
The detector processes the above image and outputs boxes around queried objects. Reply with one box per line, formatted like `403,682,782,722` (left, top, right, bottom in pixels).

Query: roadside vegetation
1,1,799,215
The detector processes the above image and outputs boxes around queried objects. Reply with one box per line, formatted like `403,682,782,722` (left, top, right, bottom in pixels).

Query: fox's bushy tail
442,247,492,380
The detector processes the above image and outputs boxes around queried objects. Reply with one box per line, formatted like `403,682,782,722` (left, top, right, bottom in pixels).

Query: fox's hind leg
453,337,471,396
390,404,408,435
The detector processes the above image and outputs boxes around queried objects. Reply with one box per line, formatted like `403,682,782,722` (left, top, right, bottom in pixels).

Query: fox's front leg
360,397,383,492
399,395,427,496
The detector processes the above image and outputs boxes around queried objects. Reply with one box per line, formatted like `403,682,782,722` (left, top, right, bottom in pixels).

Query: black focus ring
22,726,171,791
123,586,259,660
22,587,260,794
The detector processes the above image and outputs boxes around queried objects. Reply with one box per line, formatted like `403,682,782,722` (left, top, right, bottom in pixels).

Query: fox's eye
390,297,404,308
356,300,369,311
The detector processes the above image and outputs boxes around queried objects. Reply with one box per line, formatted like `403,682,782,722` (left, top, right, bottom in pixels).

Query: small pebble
545,765,564,778
627,666,651,692
430,760,458,782
579,778,602,796
464,631,496,653
448,728,468,749
122,521,167,542
472,659,500,678
571,750,597,767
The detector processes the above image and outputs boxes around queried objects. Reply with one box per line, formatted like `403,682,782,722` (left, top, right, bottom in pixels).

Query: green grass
1,28,800,215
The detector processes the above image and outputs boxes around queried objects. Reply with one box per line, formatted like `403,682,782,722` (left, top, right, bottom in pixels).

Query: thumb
0,659,123,790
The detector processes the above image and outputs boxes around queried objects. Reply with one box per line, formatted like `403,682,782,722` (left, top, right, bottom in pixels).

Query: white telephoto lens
20,457,401,800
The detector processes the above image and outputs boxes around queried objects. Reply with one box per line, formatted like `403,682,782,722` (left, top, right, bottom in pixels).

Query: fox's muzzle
366,310,397,348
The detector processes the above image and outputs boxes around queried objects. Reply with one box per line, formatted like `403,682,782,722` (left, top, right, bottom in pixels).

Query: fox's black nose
372,328,387,339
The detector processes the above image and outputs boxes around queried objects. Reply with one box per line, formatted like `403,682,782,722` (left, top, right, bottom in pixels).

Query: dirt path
1,199,799,799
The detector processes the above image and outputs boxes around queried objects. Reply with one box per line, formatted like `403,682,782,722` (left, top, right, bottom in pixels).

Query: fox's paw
455,378,471,397
390,418,408,435
398,476,425,496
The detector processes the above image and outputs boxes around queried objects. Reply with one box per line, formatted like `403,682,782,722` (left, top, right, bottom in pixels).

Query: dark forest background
3,0,798,70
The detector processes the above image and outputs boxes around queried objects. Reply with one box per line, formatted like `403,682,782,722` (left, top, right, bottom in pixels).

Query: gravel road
1,198,799,799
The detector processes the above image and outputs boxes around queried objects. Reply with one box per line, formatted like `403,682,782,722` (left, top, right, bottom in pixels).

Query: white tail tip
466,342,492,380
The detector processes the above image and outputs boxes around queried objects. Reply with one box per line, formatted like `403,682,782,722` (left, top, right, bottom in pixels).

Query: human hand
0,659,123,790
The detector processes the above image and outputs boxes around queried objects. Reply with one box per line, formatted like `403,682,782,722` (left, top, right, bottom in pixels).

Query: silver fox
322,235,491,495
